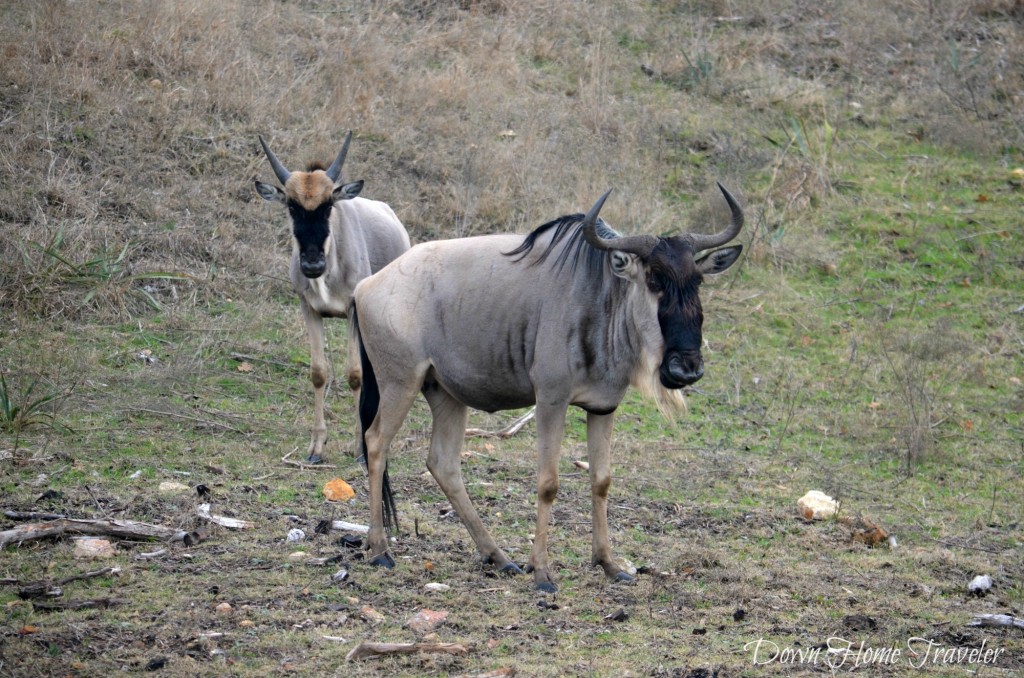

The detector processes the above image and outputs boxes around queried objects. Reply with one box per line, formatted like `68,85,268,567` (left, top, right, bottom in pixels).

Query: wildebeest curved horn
258,135,291,186
326,131,353,183
580,189,660,257
684,182,744,252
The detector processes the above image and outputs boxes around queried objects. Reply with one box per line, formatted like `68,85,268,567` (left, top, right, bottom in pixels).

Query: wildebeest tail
353,303,399,533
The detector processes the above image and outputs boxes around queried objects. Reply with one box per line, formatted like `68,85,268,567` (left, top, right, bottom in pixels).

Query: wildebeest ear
333,180,364,201
609,250,639,279
254,179,286,204
695,245,742,275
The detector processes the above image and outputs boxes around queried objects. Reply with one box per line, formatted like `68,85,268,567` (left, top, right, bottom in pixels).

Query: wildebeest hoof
499,562,525,576
613,571,635,584
536,580,558,594
305,453,325,465
370,553,395,569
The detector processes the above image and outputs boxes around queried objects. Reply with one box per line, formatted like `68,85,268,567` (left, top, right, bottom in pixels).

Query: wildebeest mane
504,214,621,278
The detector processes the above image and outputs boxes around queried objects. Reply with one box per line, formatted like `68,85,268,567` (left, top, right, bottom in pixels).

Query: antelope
254,132,410,463
352,185,743,591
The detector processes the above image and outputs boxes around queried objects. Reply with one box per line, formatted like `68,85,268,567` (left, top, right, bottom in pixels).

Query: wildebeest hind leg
424,386,523,576
365,384,419,567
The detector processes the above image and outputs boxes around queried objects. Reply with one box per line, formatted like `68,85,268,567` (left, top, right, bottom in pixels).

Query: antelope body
353,185,743,592
255,133,410,462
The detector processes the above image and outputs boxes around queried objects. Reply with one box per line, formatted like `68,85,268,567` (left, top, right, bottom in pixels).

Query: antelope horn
258,135,291,186
684,182,744,252
580,189,660,257
325,131,353,183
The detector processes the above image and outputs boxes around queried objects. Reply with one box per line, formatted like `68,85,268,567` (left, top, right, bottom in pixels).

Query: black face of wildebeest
289,199,333,279
646,239,707,387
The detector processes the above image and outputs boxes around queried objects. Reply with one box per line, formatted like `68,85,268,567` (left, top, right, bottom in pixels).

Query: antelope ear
255,180,286,204
695,245,742,276
333,180,364,201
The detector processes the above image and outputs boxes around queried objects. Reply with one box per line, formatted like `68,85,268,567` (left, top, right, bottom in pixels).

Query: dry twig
346,641,468,661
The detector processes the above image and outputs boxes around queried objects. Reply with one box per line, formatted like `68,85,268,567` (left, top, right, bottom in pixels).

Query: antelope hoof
613,571,635,584
370,553,395,569
500,562,525,576
305,453,325,465
536,580,558,594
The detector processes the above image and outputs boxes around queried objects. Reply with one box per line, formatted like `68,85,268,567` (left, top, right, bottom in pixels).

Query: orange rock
323,478,355,502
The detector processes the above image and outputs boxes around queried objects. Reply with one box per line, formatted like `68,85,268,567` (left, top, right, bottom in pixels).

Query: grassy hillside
1,1,1022,675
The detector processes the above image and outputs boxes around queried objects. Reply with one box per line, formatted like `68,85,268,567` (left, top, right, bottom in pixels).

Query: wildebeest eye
646,276,663,293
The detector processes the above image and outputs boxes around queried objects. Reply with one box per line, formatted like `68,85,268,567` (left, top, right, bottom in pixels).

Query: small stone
215,602,232,615
424,583,450,593
406,609,448,634
287,529,306,543
74,538,115,559
158,481,190,494
239,620,255,628
361,606,385,624
288,551,310,562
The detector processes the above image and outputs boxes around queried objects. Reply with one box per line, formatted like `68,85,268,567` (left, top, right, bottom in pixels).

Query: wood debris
196,503,254,530
0,518,188,549
465,407,535,439
968,614,1024,630
345,641,468,662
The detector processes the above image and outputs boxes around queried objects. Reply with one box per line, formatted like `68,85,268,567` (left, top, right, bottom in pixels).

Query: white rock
969,574,992,595
287,528,306,543
797,490,838,520
424,583,450,592
73,538,115,559
158,481,190,494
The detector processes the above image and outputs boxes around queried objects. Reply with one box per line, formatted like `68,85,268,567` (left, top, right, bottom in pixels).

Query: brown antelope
254,132,410,463
352,185,743,591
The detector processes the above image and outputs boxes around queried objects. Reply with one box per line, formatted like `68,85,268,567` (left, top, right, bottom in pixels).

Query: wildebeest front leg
423,386,523,576
528,402,568,593
301,301,329,463
587,411,633,583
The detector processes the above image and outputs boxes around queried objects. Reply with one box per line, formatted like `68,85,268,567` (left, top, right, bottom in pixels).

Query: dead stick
4,510,67,521
346,641,468,661
466,407,535,439
281,449,337,470
0,518,187,549
968,614,1024,630
32,597,125,612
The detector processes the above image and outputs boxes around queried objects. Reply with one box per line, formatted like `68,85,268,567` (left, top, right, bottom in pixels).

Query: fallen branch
1,518,188,549
4,510,67,521
346,641,468,662
282,449,337,470
465,407,535,439
331,520,369,534
196,504,254,530
134,548,168,560
968,614,1024,630
19,567,121,599
32,597,125,612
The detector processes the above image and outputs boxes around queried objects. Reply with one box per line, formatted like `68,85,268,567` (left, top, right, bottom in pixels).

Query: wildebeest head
254,133,364,279
581,185,743,388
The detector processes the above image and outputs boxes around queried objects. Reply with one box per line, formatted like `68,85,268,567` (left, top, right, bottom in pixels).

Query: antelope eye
646,276,662,293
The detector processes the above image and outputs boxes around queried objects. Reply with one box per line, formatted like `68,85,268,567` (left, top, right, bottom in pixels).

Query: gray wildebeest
352,185,743,592
254,132,410,463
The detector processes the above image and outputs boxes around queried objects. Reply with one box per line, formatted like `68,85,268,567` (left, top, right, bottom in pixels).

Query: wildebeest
254,132,410,463
353,185,743,592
